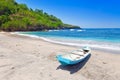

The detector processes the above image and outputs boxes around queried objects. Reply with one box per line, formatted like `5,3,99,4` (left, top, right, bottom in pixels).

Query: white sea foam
39,37,120,51
11,32,40,38
70,29,75,31
49,30,59,32
77,29,83,32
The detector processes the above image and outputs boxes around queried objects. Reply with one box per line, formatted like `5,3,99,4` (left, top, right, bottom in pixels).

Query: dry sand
0,32,120,80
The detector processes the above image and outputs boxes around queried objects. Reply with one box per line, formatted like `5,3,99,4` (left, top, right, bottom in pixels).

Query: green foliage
0,0,18,15
0,15,9,26
0,0,80,31
1,20,26,31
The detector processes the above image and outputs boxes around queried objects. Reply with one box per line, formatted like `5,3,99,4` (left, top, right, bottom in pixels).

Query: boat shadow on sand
56,54,91,74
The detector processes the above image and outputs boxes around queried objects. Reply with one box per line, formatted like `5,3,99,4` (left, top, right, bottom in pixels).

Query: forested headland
0,0,80,31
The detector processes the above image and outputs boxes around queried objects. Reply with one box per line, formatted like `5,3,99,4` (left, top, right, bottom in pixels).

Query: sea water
18,28,120,52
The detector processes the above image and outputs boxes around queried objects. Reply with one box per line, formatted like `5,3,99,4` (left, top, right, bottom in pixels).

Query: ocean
18,28,120,52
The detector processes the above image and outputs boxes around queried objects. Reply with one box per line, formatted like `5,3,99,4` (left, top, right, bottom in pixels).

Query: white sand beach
0,32,120,80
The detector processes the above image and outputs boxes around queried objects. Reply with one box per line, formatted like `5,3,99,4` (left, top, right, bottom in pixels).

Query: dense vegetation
0,0,80,31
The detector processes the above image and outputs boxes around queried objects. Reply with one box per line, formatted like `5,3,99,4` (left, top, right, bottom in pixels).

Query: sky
16,0,120,28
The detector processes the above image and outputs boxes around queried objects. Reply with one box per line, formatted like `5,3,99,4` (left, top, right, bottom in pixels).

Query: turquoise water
19,28,120,51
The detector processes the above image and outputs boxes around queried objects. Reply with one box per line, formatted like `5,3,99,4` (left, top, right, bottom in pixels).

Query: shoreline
0,32,120,80
12,32,120,54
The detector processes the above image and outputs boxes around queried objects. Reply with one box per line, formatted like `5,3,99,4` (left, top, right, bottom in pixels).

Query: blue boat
56,47,91,65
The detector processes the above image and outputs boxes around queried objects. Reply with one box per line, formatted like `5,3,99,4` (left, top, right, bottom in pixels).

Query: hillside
0,0,80,31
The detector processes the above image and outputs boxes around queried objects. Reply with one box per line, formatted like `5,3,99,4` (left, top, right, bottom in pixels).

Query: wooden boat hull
56,53,90,65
